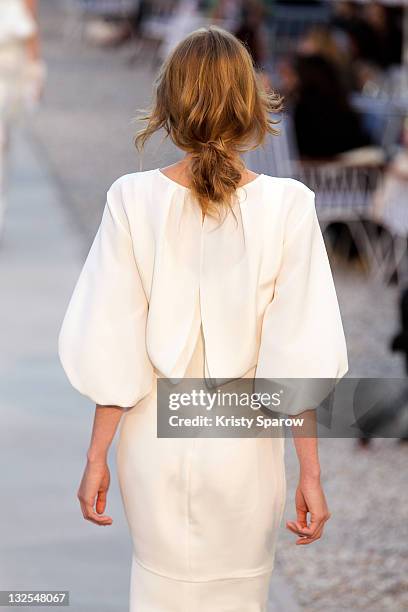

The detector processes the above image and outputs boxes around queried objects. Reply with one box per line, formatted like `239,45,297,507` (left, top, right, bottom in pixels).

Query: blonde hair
135,26,283,219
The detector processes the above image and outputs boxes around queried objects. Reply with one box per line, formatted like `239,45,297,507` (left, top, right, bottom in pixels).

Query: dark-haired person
291,53,372,160
59,26,348,611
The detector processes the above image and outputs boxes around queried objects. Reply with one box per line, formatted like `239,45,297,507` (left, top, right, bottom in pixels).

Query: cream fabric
116,325,284,605
127,557,272,612
58,169,348,410
59,168,348,606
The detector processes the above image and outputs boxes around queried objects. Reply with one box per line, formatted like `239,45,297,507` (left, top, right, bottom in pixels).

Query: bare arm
24,0,41,62
77,405,123,526
292,409,321,478
286,410,331,545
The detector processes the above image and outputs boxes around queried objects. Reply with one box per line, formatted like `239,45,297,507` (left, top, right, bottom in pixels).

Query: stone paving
0,130,132,612
0,1,406,610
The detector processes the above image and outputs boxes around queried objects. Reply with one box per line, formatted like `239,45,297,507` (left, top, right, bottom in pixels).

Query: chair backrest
243,113,298,178
244,112,382,224
300,164,383,223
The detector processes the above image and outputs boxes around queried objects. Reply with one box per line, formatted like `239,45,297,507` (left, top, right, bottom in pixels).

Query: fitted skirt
116,327,286,611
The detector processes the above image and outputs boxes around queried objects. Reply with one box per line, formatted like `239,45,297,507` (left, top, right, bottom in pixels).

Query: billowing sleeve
58,179,154,408
255,180,348,415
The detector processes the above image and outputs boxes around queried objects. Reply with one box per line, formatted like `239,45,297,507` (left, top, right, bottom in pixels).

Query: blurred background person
280,52,372,160
0,0,44,241
330,1,403,93
363,1,402,70
297,21,355,89
234,0,272,90
234,0,268,69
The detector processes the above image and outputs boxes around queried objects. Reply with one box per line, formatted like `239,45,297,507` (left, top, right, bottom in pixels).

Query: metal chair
243,113,392,281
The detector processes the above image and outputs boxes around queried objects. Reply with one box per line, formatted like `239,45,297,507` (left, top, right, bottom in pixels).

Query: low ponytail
135,26,283,220
189,139,244,217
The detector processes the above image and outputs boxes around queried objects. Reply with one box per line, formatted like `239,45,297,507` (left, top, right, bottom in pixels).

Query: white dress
0,0,37,121
58,169,348,611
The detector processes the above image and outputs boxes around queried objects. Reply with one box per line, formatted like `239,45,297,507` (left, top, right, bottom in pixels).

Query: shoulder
107,169,157,199
281,177,315,199
260,174,315,218
261,174,314,203
260,175,317,241
106,170,157,218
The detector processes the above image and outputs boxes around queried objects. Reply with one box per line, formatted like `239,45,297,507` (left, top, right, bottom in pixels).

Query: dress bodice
58,169,348,411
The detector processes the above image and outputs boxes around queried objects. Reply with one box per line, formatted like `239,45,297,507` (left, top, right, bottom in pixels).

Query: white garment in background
58,169,348,610
0,0,37,120
0,0,35,44
157,1,237,64
0,0,37,237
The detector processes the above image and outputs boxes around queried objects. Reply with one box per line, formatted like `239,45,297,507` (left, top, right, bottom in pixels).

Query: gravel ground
279,437,408,611
31,2,408,609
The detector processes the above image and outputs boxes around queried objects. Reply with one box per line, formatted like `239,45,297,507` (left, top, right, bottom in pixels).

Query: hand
286,476,331,545
77,459,113,526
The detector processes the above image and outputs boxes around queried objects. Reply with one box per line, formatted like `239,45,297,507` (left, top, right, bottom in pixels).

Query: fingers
296,505,308,528
286,520,310,538
95,489,107,515
78,494,113,526
295,515,326,537
288,519,325,545
286,519,322,544
296,522,324,545
286,511,330,545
